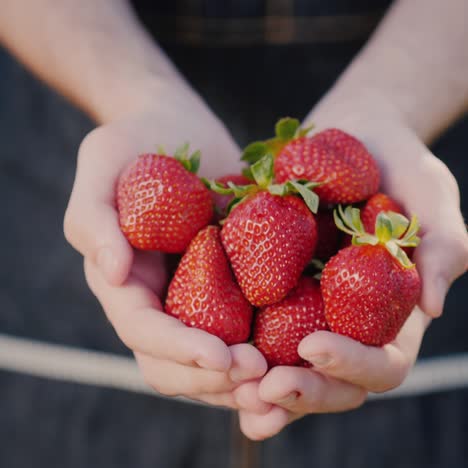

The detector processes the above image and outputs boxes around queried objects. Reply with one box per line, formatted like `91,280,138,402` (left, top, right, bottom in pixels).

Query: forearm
311,0,468,143
0,0,188,123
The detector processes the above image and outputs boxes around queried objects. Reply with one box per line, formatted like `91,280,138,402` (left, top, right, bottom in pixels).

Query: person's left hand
237,308,428,440
234,90,468,440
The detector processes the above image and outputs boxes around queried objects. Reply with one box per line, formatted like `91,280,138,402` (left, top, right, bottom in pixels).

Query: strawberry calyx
173,142,201,174
334,205,421,268
241,117,314,165
308,258,325,280
204,153,320,215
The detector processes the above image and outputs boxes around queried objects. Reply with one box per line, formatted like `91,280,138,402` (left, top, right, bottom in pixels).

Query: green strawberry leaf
375,212,393,243
287,181,319,214
205,179,233,195
174,142,201,173
174,142,190,160
386,211,410,239
297,123,315,138
241,141,269,164
350,207,365,233
401,215,421,245
226,181,257,198
250,154,274,188
268,183,288,196
333,209,357,236
352,234,379,246
309,258,325,271
188,150,201,174
385,241,414,268
275,117,300,141
241,166,254,181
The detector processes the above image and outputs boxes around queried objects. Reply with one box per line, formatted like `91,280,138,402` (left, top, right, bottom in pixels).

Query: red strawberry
165,225,253,345
222,191,317,306
117,147,213,253
254,276,328,367
361,193,404,233
321,206,421,346
207,154,319,307
211,173,251,221
315,209,341,260
275,128,380,204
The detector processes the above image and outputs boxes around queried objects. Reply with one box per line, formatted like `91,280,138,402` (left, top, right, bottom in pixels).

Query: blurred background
1,1,467,467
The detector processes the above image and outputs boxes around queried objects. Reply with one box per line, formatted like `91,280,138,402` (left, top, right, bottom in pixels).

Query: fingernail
276,391,299,406
97,247,117,281
307,354,332,368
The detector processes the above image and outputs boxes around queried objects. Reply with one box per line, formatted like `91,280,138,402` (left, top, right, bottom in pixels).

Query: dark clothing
1,1,468,467
132,0,392,46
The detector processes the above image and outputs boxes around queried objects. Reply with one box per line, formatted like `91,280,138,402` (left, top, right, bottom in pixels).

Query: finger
233,382,273,415
228,344,268,383
136,354,269,412
85,259,231,371
414,230,468,318
392,156,468,318
239,406,291,441
188,393,237,409
258,366,367,414
64,129,134,285
131,250,168,297
135,353,235,397
298,308,428,392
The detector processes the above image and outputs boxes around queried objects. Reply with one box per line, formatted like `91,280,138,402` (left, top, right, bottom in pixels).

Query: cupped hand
237,91,468,440
64,82,269,411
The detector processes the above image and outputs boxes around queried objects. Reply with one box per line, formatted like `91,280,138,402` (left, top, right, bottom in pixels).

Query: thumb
64,200,133,286
414,230,468,318
64,130,134,286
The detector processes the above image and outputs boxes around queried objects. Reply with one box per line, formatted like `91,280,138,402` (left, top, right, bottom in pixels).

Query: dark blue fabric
133,0,393,17
1,2,468,467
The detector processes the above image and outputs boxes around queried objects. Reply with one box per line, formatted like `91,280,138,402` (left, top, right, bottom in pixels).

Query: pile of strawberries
116,118,421,368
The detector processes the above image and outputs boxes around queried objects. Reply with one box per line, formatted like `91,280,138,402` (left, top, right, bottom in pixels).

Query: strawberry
165,225,253,345
222,192,317,306
117,145,213,253
242,118,380,204
211,173,251,221
361,193,404,233
321,206,421,346
253,276,329,367
315,209,341,260
209,154,319,307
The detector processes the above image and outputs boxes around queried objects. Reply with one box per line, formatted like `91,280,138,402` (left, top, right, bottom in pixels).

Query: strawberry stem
206,153,320,215
334,205,421,268
241,117,315,164
174,143,201,174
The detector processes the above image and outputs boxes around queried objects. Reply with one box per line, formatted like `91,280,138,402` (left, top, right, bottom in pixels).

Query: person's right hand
64,81,270,412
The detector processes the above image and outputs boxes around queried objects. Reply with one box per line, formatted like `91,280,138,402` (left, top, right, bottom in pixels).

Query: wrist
90,69,197,124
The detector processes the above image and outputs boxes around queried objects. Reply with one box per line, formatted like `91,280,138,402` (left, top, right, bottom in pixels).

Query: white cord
0,333,467,405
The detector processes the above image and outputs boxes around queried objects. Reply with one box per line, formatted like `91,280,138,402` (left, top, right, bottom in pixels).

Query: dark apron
1,1,467,466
